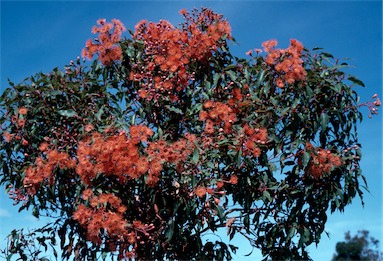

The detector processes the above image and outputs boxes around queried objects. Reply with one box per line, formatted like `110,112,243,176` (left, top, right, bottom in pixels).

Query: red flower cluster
178,8,232,60
8,186,28,204
73,193,135,256
73,191,155,259
23,148,76,195
262,39,307,87
242,124,268,157
76,125,195,187
199,100,237,134
131,8,231,101
82,18,126,66
2,108,30,145
145,134,196,186
304,143,342,179
76,126,153,186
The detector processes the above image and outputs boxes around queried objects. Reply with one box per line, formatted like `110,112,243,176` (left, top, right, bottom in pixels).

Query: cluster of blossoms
145,134,196,185
359,93,381,118
3,107,29,143
76,130,150,186
73,193,129,245
71,125,195,258
76,125,155,185
131,8,231,101
73,192,153,259
304,142,342,179
82,18,126,66
76,125,195,187
226,87,251,111
241,124,268,158
194,173,238,200
198,86,268,158
199,100,237,134
262,39,307,88
23,148,76,195
7,185,28,204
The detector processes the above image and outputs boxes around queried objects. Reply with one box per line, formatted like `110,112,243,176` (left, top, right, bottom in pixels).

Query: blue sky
1,1,382,260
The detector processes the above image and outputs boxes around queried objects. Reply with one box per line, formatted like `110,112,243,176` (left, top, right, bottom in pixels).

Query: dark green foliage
332,230,382,261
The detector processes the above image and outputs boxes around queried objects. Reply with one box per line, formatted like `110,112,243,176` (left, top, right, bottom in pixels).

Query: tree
0,7,380,261
332,230,383,261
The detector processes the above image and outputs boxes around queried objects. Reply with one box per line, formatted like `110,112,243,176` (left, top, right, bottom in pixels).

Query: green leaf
348,76,365,87
263,191,272,202
130,113,136,125
0,87,11,100
58,109,78,118
192,148,199,164
32,207,39,218
268,162,277,172
256,70,266,88
287,226,296,241
50,90,62,97
207,161,214,169
244,215,250,229
213,73,221,87
158,127,163,138
236,150,242,165
226,70,237,82
280,107,290,117
95,106,104,121
302,151,310,167
306,85,314,98
224,64,237,70
270,96,278,106
356,148,362,158
216,205,225,222
165,105,183,115
322,52,334,59
202,78,211,89
165,220,174,242
244,67,249,82
320,112,329,132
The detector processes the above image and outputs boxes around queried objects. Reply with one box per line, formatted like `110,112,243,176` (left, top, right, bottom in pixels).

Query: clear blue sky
1,1,382,260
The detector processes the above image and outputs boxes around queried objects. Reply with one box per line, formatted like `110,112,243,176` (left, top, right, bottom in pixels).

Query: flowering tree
0,7,380,261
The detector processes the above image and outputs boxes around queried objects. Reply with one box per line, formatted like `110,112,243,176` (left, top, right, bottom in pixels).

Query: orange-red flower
130,8,232,102
304,143,343,179
82,189,93,200
195,186,207,198
38,142,49,152
85,124,94,132
18,107,28,115
82,18,126,65
276,78,285,88
229,175,238,185
262,39,278,52
262,39,307,86
17,119,26,128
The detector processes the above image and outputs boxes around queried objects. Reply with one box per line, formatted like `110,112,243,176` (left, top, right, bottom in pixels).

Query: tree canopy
0,7,380,261
332,230,382,261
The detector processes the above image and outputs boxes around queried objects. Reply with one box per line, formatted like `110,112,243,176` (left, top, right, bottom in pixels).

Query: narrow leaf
58,109,78,118
348,76,365,87
165,105,183,115
320,112,329,132
302,151,310,167
192,148,199,164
